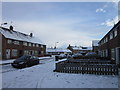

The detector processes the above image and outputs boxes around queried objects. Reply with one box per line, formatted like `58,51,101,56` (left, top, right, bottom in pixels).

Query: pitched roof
98,20,120,44
46,48,72,53
72,46,92,50
0,27,44,45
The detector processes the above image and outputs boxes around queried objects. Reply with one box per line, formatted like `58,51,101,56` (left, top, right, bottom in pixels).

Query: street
1,58,118,88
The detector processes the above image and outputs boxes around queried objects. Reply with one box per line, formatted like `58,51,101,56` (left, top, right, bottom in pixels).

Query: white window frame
41,45,43,48
36,44,39,47
12,49,17,57
24,50,29,55
41,51,44,54
33,44,35,47
29,43,32,47
114,29,117,37
110,32,113,40
35,51,38,55
23,42,27,46
105,37,108,42
7,39,12,44
13,41,19,45
111,48,115,60
106,49,108,57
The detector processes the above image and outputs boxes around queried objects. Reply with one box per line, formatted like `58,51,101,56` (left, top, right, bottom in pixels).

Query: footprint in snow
66,81,70,83
82,82,84,84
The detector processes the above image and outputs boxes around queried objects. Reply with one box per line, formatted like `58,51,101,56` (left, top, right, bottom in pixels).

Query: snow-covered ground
0,59,15,65
0,56,53,65
1,58,118,88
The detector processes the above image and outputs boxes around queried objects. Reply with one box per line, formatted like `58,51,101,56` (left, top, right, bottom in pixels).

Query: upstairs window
7,39,12,44
33,44,35,47
110,32,113,40
36,44,39,47
29,43,31,47
13,41,19,45
41,45,43,48
105,37,108,42
23,42,27,46
114,29,117,37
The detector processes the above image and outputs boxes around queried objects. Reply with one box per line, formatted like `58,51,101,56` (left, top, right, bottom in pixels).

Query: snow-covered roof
92,40,99,46
81,47,92,51
0,27,44,45
72,46,92,51
46,48,72,53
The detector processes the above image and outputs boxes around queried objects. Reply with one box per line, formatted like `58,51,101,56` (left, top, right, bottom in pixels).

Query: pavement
0,56,53,65
0,59,15,65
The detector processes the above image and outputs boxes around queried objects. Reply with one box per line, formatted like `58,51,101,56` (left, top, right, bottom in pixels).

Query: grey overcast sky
1,1,119,48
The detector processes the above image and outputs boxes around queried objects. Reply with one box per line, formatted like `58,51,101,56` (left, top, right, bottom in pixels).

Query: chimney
9,25,13,30
30,33,33,37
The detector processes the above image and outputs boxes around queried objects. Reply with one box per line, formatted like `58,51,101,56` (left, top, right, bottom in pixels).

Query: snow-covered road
2,58,118,88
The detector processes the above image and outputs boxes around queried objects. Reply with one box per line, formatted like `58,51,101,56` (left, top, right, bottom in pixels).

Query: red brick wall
1,35,46,60
99,23,120,60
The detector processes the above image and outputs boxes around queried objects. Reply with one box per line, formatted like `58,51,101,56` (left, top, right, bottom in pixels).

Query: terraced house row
98,21,120,66
0,26,46,60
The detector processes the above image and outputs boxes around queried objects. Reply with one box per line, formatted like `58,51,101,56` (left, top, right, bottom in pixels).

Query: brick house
92,40,99,54
67,45,92,55
46,48,72,55
0,26,46,60
98,21,120,65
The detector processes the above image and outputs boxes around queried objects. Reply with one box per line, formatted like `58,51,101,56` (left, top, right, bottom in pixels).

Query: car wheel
37,61,39,65
25,63,28,67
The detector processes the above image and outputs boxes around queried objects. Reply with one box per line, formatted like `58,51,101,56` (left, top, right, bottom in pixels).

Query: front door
19,50,23,57
116,47,120,65
6,49,10,59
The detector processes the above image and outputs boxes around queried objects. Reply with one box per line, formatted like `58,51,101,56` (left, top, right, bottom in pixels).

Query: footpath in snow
2,58,118,88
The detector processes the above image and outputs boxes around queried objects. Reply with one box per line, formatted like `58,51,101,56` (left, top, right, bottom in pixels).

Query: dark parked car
58,54,67,59
11,55,39,69
72,53,83,59
85,52,99,59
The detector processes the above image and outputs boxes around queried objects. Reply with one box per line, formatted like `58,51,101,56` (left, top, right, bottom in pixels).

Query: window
29,43,32,47
110,32,113,40
33,44,35,47
114,29,117,37
12,49,17,57
24,50,29,55
105,37,108,42
7,39,12,44
13,41,19,45
23,42,27,46
36,44,39,47
101,50,104,57
41,45,43,48
35,51,38,55
105,49,108,57
41,51,44,54
102,50,105,57
111,48,115,60
103,38,106,43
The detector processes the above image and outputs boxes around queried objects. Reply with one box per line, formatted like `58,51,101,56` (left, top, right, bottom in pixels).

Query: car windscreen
16,56,30,61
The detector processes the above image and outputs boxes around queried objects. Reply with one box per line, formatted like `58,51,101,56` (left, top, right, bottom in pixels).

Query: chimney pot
30,33,33,37
9,25,13,30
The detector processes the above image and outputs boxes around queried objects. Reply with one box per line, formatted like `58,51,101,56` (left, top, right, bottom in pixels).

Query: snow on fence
54,59,118,75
